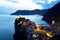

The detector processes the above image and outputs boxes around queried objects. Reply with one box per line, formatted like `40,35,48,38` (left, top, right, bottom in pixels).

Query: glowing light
46,32,53,38
52,20,55,24
34,24,54,38
18,21,22,25
16,15,22,20
17,15,22,18
34,24,40,31
35,27,40,31
32,34,38,38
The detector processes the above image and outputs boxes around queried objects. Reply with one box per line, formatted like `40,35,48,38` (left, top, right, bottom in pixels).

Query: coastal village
13,2,60,40
0,0,60,40
14,15,60,40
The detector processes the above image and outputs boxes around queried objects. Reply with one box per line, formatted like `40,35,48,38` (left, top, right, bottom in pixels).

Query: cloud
32,0,59,9
0,0,20,9
17,0,44,10
0,0,44,10
32,0,45,4
32,0,57,4
48,0,57,4
0,0,58,11
0,0,20,14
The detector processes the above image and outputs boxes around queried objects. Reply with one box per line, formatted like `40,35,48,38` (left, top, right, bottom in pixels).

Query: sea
0,15,48,40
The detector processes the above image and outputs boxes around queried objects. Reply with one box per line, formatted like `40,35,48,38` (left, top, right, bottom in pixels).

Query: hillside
43,2,60,24
11,9,48,15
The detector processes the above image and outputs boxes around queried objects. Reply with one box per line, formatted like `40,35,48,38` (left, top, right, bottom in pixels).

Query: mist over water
0,15,48,40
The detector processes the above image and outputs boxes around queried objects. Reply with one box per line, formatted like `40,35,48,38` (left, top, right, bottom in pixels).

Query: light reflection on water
0,15,48,40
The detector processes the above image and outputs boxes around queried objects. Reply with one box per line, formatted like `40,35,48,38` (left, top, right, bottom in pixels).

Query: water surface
0,15,48,40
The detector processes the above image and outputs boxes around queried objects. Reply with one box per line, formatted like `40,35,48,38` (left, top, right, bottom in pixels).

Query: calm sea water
0,15,48,40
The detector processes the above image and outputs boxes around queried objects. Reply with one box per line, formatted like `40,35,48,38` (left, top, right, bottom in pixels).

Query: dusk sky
0,0,60,14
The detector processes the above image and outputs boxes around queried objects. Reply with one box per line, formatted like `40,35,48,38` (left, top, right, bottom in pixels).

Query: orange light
17,15,22,19
18,21,22,25
34,24,54,38
52,20,55,24
32,34,38,38
36,27,40,31
46,32,53,38
16,18,19,20
34,27,40,31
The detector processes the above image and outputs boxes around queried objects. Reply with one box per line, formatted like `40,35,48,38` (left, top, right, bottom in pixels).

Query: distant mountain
43,2,60,24
11,9,48,15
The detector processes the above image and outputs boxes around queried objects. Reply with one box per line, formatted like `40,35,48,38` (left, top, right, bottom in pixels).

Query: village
14,15,60,40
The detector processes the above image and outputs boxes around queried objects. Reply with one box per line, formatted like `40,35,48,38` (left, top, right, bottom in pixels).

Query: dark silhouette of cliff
13,17,42,40
43,2,60,24
11,9,48,15
13,17,27,40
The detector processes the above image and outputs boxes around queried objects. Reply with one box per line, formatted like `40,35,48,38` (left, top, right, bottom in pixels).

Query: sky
0,0,60,14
